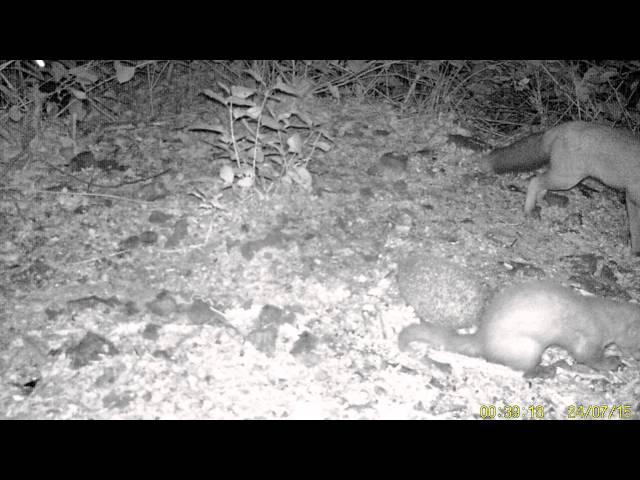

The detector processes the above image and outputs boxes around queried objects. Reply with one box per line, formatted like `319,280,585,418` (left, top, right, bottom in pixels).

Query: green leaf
251,146,264,164
276,112,292,122
328,84,340,100
274,78,300,96
237,174,254,188
68,100,87,119
219,131,232,144
346,60,368,74
202,89,229,106
219,164,235,185
260,115,281,131
49,61,68,81
294,111,313,127
233,131,249,142
114,61,136,83
231,85,256,99
228,96,255,107
244,69,264,84
189,122,228,135
232,108,249,120
8,105,22,122
246,106,262,119
287,133,303,154
69,88,87,100
315,141,332,152
286,166,313,191
68,66,99,84
293,78,313,97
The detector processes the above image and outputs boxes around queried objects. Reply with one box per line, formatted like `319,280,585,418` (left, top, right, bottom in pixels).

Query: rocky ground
1,83,638,419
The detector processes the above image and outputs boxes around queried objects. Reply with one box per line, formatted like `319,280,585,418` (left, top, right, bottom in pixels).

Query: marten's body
484,121,640,253
398,281,640,372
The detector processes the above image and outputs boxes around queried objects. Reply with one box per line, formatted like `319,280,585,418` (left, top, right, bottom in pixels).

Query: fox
483,121,640,253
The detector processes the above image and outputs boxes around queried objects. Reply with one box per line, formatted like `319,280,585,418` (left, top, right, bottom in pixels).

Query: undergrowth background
2,59,640,152
2,60,640,419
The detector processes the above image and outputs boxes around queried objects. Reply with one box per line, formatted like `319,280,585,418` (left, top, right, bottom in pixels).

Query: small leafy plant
193,68,332,191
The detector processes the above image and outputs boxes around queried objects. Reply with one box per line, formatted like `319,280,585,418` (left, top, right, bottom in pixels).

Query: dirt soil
1,96,639,419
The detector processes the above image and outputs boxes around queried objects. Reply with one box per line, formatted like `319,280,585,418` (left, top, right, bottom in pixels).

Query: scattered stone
290,331,318,356
66,295,121,312
152,349,172,360
145,291,178,317
138,180,169,202
0,240,20,264
421,356,452,374
59,145,75,161
392,180,408,194
359,186,374,198
240,229,291,260
119,235,140,250
148,211,174,224
73,205,90,215
563,212,583,229
186,299,226,325
366,152,408,181
394,211,414,232
567,275,631,301
67,151,95,172
94,367,120,388
529,206,542,219
139,230,158,244
484,229,518,248
10,259,55,288
563,255,627,297
44,308,64,321
94,158,125,172
438,233,459,244
18,378,39,395
142,323,161,341
523,365,557,379
599,264,617,283
165,218,189,248
500,260,546,278
247,325,278,357
415,147,435,157
256,304,296,328
66,332,119,369
103,390,136,409
563,253,600,276
123,301,139,316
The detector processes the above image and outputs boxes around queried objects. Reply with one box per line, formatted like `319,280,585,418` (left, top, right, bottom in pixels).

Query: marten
398,280,640,373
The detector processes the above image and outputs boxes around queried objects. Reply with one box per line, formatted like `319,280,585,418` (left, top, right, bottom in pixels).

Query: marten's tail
484,132,549,173
398,323,483,358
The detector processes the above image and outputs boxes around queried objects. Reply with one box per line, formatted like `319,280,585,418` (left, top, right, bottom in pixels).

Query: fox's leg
524,168,583,214
524,176,546,213
625,189,640,253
